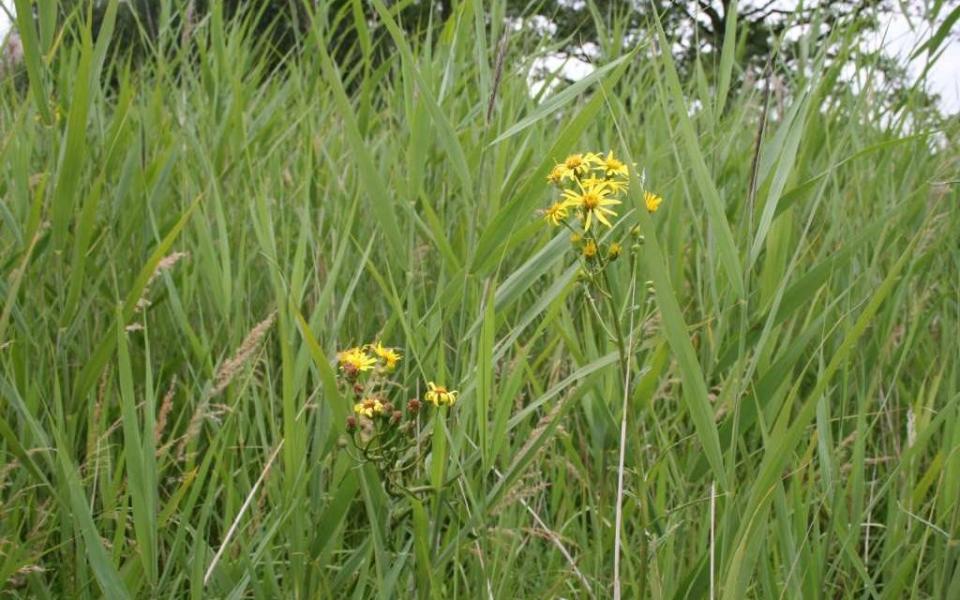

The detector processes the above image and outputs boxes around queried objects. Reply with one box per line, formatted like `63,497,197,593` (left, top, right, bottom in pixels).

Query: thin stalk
602,259,645,600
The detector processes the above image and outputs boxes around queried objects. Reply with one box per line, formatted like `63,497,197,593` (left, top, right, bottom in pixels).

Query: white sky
0,2,11,37
2,1,958,112
528,1,960,114
872,8,960,113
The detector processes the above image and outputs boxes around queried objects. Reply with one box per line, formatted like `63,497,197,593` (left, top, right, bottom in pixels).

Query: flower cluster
542,151,663,277
337,341,401,378
544,152,627,232
336,341,408,425
336,341,458,496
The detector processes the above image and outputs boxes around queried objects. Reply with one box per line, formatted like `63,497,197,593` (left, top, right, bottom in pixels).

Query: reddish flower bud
407,398,421,414
382,401,394,413
341,363,359,380
353,383,364,396
345,415,357,432
390,410,402,425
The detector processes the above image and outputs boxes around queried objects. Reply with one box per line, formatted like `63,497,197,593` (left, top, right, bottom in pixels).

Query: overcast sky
869,4,960,113
2,1,958,112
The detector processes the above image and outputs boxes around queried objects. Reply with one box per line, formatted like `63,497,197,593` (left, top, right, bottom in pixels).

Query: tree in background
5,0,955,114
507,0,953,115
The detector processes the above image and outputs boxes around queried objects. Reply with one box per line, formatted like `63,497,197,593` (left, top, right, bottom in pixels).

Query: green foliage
1,1,959,598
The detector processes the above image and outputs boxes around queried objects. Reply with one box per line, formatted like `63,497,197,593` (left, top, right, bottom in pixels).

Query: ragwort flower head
582,239,598,259
338,347,377,374
562,180,621,232
644,191,663,213
543,202,569,226
600,151,629,177
369,341,402,371
425,382,458,407
559,152,600,180
354,397,385,418
607,242,622,260
546,164,567,185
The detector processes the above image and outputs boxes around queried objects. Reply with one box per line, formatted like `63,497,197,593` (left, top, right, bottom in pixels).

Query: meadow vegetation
0,1,958,598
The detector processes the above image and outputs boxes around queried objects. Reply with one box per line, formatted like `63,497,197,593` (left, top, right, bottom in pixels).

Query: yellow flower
337,347,377,373
600,151,629,177
607,242,622,260
583,174,627,193
546,164,566,185
559,153,600,179
582,240,598,258
543,202,569,226
354,397,385,418
562,180,621,231
425,382,458,407
369,341,402,371
644,191,663,213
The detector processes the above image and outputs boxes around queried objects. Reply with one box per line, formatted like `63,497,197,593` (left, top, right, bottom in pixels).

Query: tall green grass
1,1,958,597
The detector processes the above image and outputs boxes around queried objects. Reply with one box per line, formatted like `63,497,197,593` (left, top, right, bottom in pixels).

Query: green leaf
489,51,634,146
74,193,203,403
723,226,925,598
653,16,745,299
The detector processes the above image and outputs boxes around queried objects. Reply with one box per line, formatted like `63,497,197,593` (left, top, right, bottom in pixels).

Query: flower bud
341,363,359,380
345,415,357,433
407,398,421,414
352,383,364,396
390,410,403,425
382,401,394,413
582,240,598,260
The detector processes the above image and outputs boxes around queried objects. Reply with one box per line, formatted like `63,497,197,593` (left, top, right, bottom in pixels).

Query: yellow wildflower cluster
338,341,408,443
336,341,458,435
544,152,631,232
336,341,402,377
336,336,459,497
543,151,663,231
542,151,665,276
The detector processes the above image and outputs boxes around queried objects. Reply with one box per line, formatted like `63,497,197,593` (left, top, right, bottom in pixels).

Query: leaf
477,286,495,470
653,16,745,299
723,226,925,598
489,51,634,146
74,193,203,402
370,0,473,193
51,13,94,250
13,0,51,123
54,429,132,599
312,31,406,258
910,4,960,60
